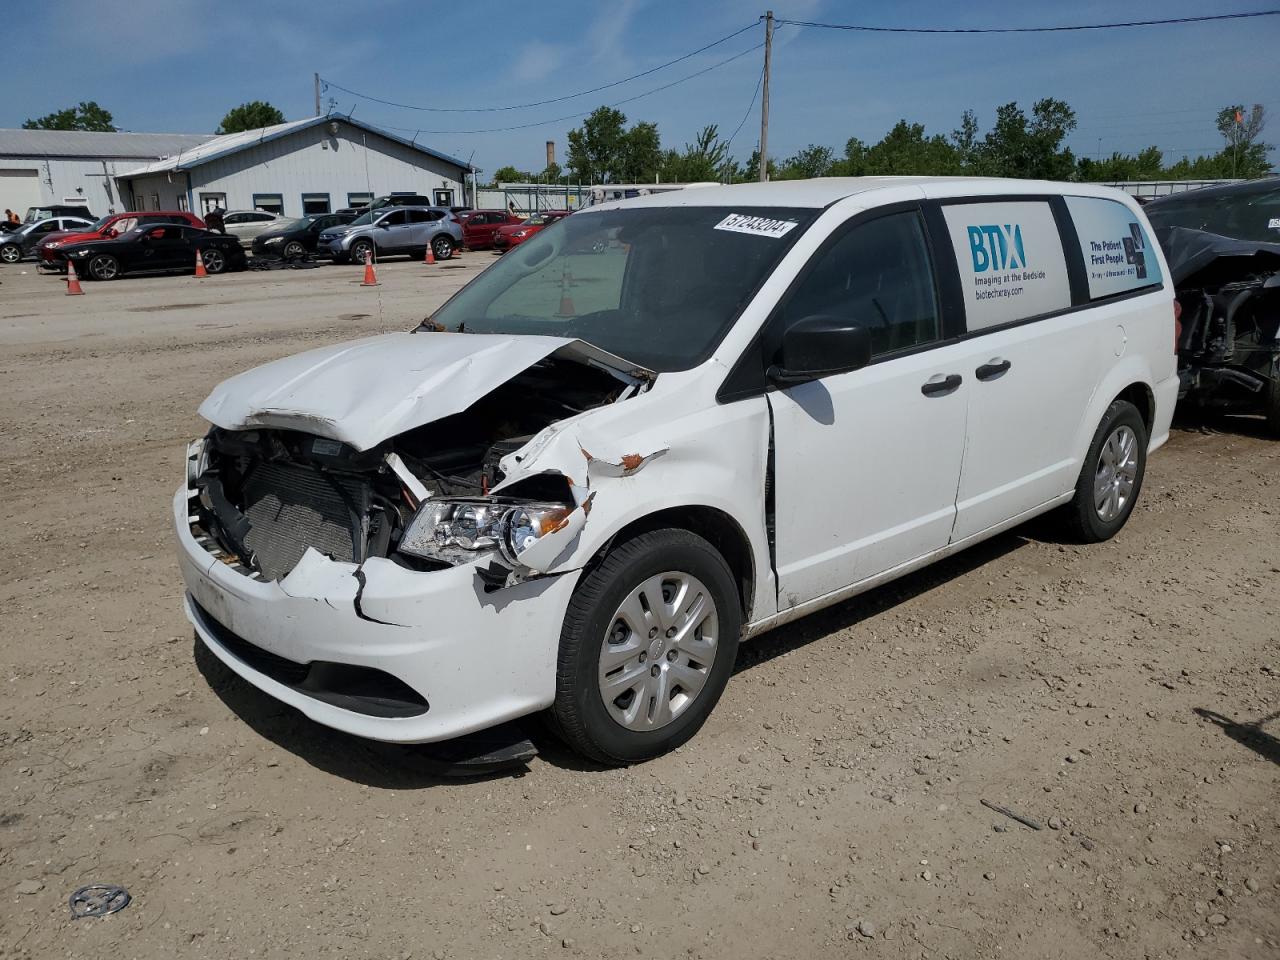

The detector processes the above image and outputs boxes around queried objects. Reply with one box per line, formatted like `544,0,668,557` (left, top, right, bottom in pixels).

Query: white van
176,177,1177,764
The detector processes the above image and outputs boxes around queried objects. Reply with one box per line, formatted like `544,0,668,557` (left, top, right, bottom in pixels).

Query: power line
776,10,1280,34
357,42,764,136
724,65,766,156
321,21,759,114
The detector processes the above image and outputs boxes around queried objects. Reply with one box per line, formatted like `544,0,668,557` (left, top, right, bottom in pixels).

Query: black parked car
251,212,357,260
62,223,246,280
1146,177,1280,434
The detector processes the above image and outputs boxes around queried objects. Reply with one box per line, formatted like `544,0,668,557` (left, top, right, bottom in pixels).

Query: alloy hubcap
1094,424,1138,522
598,572,718,731
1,246,18,263
91,256,116,279
204,250,223,271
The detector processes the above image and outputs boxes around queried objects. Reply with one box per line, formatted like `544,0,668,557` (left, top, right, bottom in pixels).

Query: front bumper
174,486,576,743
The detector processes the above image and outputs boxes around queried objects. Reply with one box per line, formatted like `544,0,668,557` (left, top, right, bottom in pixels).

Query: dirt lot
0,258,1276,959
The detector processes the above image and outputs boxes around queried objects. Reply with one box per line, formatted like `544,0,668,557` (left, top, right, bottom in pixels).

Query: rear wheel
87,254,120,281
1064,400,1147,542
431,234,454,261
200,247,227,274
551,529,741,764
0,242,21,264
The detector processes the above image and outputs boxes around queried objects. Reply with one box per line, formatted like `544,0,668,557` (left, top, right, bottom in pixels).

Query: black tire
200,247,227,274
0,242,21,264
349,239,372,264
282,240,306,261
1265,376,1280,438
551,528,742,764
431,234,454,261
1064,399,1148,543
87,253,120,281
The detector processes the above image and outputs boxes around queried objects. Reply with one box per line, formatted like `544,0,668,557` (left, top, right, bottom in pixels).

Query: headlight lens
513,230,529,237
399,498,573,565
261,236,284,245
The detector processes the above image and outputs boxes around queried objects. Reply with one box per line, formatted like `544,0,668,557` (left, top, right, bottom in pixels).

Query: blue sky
7,0,1277,175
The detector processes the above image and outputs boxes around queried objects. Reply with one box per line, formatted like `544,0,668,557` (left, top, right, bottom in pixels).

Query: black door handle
921,374,962,396
975,358,1012,381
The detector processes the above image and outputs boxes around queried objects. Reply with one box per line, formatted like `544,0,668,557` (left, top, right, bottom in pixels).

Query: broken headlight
399,498,572,566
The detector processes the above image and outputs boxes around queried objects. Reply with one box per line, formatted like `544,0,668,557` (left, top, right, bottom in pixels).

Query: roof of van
586,177,1135,210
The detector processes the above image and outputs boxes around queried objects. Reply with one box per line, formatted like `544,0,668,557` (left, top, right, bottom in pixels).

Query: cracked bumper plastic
173,487,576,743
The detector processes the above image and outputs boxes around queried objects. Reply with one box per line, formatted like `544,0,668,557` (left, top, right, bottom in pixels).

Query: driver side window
775,211,940,359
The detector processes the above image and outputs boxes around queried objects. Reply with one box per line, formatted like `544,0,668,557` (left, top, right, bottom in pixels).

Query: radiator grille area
241,462,370,581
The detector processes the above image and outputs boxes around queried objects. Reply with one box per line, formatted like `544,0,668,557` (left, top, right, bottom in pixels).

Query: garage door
0,169,41,217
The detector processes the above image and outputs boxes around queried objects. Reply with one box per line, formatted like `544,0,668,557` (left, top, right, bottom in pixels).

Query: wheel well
594,507,756,622
1114,382,1155,433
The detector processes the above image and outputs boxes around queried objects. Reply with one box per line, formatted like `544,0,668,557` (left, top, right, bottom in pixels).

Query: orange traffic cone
194,249,208,278
65,259,85,296
451,246,461,260
424,243,435,265
555,264,575,317
361,250,379,286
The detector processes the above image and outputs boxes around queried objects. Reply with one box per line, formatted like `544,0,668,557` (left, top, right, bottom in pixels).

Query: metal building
0,128,213,216
116,116,472,218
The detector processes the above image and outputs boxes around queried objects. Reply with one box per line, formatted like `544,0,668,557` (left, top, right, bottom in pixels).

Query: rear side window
1064,196,1163,300
941,201,1072,331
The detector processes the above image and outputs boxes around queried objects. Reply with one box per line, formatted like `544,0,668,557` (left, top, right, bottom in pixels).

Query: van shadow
733,527,1030,676
195,523,1045,786
1192,707,1280,766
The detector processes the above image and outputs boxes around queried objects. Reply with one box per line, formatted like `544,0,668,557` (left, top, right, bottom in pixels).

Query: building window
433,189,455,207
177,195,189,212
301,193,330,215
198,192,226,215
133,194,145,211
252,193,284,215
346,192,373,210
150,193,160,211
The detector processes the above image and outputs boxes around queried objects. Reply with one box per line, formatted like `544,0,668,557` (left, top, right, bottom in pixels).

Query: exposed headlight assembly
399,498,574,566
261,236,284,245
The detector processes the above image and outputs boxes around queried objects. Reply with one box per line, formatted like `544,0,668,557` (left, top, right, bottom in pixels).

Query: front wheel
431,234,454,261
200,247,227,274
87,254,120,281
1064,399,1148,542
0,243,21,264
282,240,306,261
349,239,372,264
551,529,741,764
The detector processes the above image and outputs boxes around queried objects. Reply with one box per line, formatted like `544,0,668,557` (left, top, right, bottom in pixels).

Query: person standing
4,208,19,225
204,207,226,234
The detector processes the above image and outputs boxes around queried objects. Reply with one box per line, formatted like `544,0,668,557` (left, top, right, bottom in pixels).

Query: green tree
777,144,834,179
1215,104,1271,178
620,121,662,182
22,101,116,132
951,109,980,171
660,125,732,182
491,165,533,185
973,98,1077,179
862,121,960,175
740,149,777,182
566,106,628,183
216,101,286,134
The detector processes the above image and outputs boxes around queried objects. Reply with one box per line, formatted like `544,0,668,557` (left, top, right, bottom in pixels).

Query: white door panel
770,342,969,607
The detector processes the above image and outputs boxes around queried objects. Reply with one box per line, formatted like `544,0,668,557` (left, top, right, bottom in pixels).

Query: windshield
1146,183,1280,243
522,215,555,227
426,205,817,371
88,216,114,231
346,211,377,227
275,218,308,231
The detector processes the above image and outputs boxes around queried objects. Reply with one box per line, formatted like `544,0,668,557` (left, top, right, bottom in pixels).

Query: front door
139,225,189,269
376,209,411,251
768,209,969,608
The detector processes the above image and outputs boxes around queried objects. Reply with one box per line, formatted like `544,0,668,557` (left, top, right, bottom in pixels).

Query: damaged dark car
1146,177,1280,433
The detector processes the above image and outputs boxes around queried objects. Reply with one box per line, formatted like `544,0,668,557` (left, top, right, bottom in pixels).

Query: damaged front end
1161,227,1280,425
186,346,646,592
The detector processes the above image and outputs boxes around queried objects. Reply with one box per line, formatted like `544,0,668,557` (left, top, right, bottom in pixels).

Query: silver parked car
317,206,463,264
220,210,282,247
0,215,95,263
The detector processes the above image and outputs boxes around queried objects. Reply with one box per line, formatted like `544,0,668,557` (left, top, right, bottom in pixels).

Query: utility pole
314,73,321,117
758,11,773,182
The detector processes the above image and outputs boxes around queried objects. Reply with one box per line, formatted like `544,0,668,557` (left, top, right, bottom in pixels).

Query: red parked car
458,209,524,250
38,210,206,270
492,210,571,252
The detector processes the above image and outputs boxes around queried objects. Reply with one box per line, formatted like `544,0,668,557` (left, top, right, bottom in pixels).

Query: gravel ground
0,257,1276,959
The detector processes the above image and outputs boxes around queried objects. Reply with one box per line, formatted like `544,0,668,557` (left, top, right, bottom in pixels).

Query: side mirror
376,221,390,229
767,315,872,386
106,228,118,238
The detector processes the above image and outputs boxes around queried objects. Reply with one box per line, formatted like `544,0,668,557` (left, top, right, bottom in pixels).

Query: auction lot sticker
942,201,1072,330
714,213,799,239
1065,196,1163,300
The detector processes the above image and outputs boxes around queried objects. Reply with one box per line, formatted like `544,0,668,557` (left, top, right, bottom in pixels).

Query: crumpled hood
199,331,649,452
